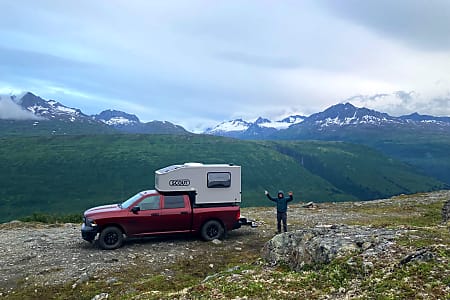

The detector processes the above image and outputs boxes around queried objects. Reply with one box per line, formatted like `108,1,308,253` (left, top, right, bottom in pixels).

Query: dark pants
277,211,287,233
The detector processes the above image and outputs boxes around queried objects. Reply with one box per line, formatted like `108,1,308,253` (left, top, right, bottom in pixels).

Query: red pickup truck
81,190,243,249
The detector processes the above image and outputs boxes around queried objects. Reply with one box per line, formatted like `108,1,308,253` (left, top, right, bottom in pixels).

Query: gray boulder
262,225,402,271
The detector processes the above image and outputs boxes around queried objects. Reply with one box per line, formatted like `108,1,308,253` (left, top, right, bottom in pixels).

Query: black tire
98,226,124,250
201,220,224,241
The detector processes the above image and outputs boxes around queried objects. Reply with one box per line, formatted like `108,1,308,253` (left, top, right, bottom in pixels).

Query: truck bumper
233,221,242,230
81,223,98,242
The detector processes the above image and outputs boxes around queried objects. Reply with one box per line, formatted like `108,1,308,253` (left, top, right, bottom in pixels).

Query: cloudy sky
1,0,450,131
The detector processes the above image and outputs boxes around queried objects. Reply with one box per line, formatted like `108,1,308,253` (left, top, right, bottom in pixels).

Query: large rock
262,225,403,271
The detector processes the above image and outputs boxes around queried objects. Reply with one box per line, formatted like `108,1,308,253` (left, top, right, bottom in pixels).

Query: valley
0,134,445,222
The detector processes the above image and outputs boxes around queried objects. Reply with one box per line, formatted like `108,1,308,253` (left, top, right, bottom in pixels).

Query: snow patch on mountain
206,119,251,133
103,116,135,126
93,109,140,126
205,115,306,134
260,115,305,129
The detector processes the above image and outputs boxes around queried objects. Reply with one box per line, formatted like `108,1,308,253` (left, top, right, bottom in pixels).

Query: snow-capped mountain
205,102,450,140
294,103,450,130
276,102,450,141
93,110,140,126
205,119,252,135
1,92,188,135
93,109,187,134
204,115,306,138
303,103,403,129
17,92,96,123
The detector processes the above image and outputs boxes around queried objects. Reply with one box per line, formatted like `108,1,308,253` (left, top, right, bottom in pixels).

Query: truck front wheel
98,226,124,250
201,220,224,241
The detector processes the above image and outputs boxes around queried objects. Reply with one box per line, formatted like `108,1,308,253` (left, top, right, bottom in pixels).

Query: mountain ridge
206,102,450,139
1,92,188,135
3,92,450,137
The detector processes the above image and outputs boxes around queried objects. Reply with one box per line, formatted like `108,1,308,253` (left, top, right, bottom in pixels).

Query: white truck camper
155,163,241,205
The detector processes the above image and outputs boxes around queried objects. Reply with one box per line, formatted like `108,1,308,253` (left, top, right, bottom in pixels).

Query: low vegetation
18,213,81,224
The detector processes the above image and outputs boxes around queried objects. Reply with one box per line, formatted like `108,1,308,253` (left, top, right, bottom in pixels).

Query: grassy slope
0,134,444,222
373,132,450,184
267,140,445,200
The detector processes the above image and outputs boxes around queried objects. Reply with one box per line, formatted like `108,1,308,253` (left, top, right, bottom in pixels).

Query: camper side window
207,172,231,188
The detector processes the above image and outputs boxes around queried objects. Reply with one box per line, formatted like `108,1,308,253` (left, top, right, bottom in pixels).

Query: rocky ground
1,190,450,299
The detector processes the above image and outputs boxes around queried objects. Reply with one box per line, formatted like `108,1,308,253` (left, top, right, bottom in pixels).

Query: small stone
227,266,240,272
91,293,109,300
363,261,374,271
209,264,214,268
76,272,89,284
106,277,118,285
212,239,222,245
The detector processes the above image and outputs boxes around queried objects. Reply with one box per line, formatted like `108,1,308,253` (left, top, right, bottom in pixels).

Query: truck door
159,195,191,232
126,194,162,235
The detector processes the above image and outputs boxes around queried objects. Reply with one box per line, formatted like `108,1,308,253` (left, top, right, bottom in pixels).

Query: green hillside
368,130,450,185
267,141,445,200
279,124,450,185
0,134,445,222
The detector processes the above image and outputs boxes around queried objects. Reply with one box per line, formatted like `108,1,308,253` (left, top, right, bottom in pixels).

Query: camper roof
156,163,235,174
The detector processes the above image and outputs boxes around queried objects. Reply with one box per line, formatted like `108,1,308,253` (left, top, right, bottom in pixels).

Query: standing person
265,190,293,233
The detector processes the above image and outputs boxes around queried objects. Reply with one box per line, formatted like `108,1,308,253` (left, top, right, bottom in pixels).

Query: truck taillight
237,211,240,220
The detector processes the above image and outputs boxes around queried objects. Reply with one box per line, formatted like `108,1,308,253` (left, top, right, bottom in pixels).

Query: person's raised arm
287,191,294,202
265,190,276,202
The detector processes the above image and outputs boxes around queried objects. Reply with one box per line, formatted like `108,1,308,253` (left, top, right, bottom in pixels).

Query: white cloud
347,89,450,117
0,1,449,131
0,94,41,120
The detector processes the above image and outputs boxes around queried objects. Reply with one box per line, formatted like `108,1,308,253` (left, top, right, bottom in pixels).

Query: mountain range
206,102,450,139
1,91,449,138
0,92,187,135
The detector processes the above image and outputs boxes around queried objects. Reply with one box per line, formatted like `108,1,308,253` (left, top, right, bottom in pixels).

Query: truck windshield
120,193,142,209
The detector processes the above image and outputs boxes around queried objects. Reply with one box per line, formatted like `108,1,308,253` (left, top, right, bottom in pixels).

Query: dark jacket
266,190,293,213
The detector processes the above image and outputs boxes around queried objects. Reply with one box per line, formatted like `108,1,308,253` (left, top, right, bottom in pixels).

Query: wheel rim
207,225,219,238
105,231,119,245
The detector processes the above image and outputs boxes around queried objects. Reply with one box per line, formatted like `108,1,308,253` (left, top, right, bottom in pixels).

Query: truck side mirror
131,206,140,214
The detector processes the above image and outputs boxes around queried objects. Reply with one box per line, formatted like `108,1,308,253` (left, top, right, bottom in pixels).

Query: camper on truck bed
81,163,251,250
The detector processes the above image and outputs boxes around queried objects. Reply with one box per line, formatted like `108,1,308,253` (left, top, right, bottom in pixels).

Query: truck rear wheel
201,220,224,241
98,226,124,250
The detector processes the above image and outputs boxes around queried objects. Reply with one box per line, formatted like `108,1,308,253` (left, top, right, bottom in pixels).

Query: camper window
207,172,231,188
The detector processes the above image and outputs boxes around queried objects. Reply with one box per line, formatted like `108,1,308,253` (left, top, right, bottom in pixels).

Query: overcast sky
1,0,450,131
